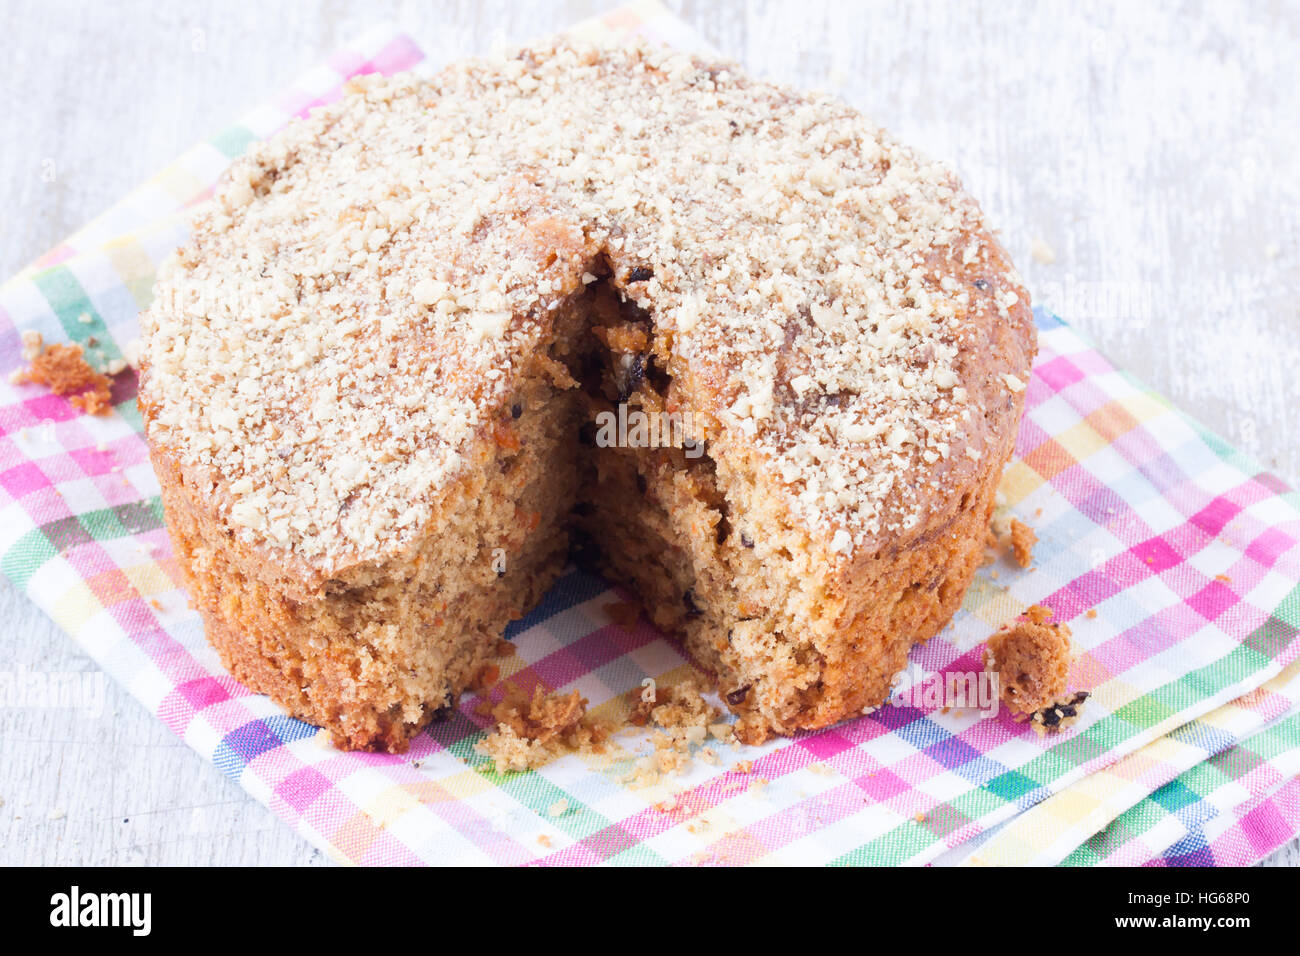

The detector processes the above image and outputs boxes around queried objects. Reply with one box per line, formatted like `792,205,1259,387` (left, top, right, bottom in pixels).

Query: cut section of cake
138,40,1035,751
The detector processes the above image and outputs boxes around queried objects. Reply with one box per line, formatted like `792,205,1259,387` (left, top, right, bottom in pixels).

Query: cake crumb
476,685,609,774
122,337,143,370
603,599,641,631
1030,237,1056,264
20,330,43,361
629,733,694,788
987,515,1037,568
1024,603,1053,625
648,676,719,739
985,606,1074,716
733,715,774,746
707,722,734,743
11,341,114,415
627,680,656,727
1085,608,1098,619
1029,690,1090,735
625,676,725,787
1009,519,1037,568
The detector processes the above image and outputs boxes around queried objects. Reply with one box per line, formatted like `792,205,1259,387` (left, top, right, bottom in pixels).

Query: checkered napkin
2,3,1298,866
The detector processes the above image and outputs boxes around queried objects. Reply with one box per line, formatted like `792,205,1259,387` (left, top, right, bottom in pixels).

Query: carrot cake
138,39,1035,751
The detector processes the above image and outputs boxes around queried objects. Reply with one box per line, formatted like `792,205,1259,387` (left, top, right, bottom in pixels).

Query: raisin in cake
138,40,1035,751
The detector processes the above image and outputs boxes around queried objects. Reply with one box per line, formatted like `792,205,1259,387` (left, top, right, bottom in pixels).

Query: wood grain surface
1,0,1296,865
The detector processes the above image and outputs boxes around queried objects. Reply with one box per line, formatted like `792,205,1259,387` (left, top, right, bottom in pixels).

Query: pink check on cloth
2,4,1298,866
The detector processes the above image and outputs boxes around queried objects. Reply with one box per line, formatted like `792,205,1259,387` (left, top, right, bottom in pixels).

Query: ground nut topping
140,39,1030,566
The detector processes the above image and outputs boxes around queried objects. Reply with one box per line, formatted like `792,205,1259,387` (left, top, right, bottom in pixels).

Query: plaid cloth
963,660,1300,864
1152,769,1300,867
2,3,1298,866
1072,710,1300,866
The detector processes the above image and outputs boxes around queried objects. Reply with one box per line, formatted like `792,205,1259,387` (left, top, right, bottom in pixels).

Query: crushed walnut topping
140,39,1030,566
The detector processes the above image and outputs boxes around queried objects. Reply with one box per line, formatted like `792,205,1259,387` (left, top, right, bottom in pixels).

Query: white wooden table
2,0,1296,866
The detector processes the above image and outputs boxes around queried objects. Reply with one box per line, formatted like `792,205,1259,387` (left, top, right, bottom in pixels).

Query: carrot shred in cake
471,662,501,691
11,340,114,415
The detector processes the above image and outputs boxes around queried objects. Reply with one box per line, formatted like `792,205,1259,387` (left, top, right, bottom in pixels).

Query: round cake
138,40,1035,751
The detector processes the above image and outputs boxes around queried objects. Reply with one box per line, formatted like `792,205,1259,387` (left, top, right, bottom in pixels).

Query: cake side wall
145,360,586,751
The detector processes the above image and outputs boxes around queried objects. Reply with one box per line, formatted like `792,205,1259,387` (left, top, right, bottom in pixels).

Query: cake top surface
140,39,1033,570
